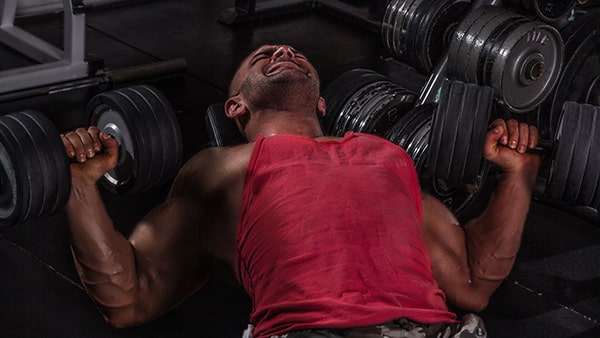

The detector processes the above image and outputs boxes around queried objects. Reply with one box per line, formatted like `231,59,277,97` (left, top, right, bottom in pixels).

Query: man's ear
224,97,247,119
317,96,326,117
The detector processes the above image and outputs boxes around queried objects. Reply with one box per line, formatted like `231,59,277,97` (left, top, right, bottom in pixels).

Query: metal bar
0,26,63,62
0,61,89,93
1,0,17,27
417,54,448,105
63,0,86,64
0,58,188,103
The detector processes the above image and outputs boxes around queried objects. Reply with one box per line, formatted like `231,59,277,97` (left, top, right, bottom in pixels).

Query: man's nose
272,46,295,60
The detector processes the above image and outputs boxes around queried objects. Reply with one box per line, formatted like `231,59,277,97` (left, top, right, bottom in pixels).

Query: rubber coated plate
501,0,577,22
546,101,580,201
20,111,70,219
134,85,183,184
0,111,63,226
0,120,22,227
537,11,600,138
561,103,594,203
87,86,182,194
322,70,388,135
447,5,493,81
577,104,600,207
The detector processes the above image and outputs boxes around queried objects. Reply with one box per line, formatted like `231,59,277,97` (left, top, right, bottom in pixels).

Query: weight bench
204,103,247,147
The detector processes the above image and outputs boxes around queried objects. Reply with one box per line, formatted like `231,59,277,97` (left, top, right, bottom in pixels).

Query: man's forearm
65,178,140,324
464,168,537,287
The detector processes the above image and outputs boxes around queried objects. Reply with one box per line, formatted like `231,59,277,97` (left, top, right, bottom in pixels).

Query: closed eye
250,51,272,65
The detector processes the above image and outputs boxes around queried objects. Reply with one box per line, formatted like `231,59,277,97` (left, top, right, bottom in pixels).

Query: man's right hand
61,126,119,185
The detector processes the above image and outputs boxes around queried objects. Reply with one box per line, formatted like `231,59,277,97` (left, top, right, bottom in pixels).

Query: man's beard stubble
241,72,320,112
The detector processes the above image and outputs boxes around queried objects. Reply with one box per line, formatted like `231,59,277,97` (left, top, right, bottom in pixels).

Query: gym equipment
322,69,492,217
427,80,494,192
429,79,600,208
383,102,493,217
0,85,183,227
536,8,600,138
502,0,578,22
321,69,417,137
446,6,564,113
382,0,472,74
0,0,88,94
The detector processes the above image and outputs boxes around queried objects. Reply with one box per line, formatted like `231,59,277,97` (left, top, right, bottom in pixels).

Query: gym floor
0,1,599,337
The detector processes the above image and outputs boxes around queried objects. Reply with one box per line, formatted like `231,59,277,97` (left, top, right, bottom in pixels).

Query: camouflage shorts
243,314,486,338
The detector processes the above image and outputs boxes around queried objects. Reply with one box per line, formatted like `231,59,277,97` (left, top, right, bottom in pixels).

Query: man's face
229,45,321,111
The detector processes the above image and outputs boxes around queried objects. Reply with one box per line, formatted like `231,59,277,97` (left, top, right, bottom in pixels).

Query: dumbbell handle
527,138,554,156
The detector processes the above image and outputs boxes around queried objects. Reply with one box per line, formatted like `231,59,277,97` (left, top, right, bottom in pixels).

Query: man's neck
243,109,324,140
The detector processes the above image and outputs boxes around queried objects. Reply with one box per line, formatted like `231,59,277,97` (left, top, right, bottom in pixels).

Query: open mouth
264,61,305,76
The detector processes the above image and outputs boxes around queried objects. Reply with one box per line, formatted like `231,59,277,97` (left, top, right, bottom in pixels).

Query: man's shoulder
181,143,255,185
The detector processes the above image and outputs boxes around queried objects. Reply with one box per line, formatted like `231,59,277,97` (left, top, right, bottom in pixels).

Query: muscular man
62,45,542,338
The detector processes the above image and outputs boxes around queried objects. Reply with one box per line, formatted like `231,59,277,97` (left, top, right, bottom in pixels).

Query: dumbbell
0,85,183,227
428,79,600,209
446,5,564,113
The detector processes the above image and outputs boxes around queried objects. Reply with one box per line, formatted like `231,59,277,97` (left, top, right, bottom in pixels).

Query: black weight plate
479,17,531,89
546,101,581,201
403,0,434,73
382,0,401,56
362,90,416,136
134,85,183,185
87,90,148,194
491,21,564,113
335,80,387,135
561,103,593,203
322,69,366,134
382,0,417,60
448,6,495,81
432,83,464,181
395,0,420,61
7,112,66,221
467,9,522,85
416,102,492,215
585,74,600,106
577,104,600,207
531,0,576,22
119,87,167,188
0,115,43,224
21,111,71,219
404,111,432,163
0,119,24,226
389,103,434,150
1,115,49,223
426,80,452,180
347,81,393,132
462,87,494,189
332,72,394,135
352,82,403,132
417,0,471,74
449,84,484,187
537,10,600,137
384,102,420,146
322,70,387,135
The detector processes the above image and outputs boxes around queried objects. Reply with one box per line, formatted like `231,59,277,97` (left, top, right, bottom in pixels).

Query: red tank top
237,132,456,338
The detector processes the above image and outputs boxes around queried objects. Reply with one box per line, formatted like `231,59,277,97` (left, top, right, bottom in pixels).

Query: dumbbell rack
0,0,89,95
